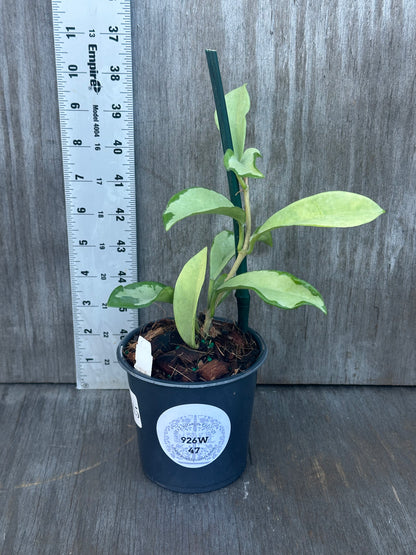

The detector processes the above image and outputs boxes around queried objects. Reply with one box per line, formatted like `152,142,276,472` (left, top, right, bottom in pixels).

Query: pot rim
117,318,268,389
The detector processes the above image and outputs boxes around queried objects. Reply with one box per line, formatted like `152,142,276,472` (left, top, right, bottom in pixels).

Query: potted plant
108,67,384,493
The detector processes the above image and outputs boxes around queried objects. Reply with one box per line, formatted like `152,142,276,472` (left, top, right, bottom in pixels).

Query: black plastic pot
117,320,267,493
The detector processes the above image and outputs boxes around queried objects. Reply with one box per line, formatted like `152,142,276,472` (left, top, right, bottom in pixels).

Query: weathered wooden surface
2,384,416,554
0,0,75,382
1,0,415,383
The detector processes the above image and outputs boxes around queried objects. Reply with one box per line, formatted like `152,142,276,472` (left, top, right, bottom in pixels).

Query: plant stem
237,222,244,251
225,179,251,280
201,178,251,338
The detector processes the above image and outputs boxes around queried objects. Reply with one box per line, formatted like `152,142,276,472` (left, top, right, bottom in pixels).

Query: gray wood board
1,0,415,383
2,384,416,554
0,0,75,382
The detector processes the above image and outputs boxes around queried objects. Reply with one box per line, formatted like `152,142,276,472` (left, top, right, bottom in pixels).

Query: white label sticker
156,404,231,468
129,389,142,428
134,336,153,376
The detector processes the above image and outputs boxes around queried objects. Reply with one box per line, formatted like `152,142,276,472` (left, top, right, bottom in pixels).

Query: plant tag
134,336,153,376
156,404,231,468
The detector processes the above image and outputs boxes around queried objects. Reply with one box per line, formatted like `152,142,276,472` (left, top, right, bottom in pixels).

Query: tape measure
52,0,137,388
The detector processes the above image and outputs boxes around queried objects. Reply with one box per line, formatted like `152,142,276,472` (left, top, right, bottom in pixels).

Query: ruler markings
52,0,137,389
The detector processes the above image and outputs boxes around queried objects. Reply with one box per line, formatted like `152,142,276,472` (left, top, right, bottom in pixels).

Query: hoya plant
108,84,384,348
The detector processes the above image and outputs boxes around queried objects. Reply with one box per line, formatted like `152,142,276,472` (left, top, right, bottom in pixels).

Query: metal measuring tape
52,0,137,388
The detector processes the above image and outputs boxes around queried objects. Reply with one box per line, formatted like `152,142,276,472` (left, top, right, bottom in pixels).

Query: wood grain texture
1,0,415,383
2,384,416,554
0,0,74,382
132,0,416,384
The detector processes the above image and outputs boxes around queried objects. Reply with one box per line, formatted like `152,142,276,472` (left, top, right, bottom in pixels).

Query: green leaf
251,191,385,246
207,272,231,309
213,274,231,307
209,230,235,280
216,270,327,313
163,187,245,231
207,230,235,309
224,148,264,179
173,247,207,348
215,84,250,160
107,282,173,309
255,230,273,248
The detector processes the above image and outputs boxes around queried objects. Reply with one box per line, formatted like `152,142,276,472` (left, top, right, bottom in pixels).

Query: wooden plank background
1,0,415,384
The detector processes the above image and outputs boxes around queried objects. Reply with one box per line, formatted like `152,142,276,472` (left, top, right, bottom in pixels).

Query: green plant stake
205,49,250,332
108,79,385,350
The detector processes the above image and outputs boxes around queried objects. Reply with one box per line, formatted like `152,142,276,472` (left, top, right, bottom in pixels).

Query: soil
122,317,260,382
